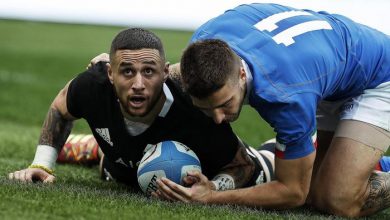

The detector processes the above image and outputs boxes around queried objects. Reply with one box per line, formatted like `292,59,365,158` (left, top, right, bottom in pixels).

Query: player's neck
122,92,166,125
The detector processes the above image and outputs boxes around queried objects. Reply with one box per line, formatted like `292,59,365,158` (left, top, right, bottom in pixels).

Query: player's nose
212,109,225,124
132,73,145,90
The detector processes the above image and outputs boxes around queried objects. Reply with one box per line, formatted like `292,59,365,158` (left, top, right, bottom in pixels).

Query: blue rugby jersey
190,3,390,159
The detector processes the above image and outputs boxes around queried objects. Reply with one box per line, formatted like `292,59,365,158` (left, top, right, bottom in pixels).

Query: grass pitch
0,19,388,219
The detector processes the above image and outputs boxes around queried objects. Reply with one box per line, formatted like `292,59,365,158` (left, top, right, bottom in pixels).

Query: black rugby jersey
66,62,238,186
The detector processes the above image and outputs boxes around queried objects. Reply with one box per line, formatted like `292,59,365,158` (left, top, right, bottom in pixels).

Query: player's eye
144,68,154,76
121,68,133,76
222,100,232,108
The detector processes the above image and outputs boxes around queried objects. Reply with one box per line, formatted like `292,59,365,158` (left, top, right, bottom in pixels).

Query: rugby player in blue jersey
155,3,390,217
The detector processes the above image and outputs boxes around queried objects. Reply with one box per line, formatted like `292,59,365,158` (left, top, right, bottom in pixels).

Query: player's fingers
160,189,188,203
156,179,174,201
157,188,175,202
152,189,170,201
18,170,28,182
156,179,186,202
183,176,198,186
25,170,34,183
43,174,55,183
13,171,21,180
160,177,192,199
187,170,206,183
151,191,159,199
8,172,14,180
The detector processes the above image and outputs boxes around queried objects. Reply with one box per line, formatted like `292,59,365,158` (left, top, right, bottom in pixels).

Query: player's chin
126,107,150,117
225,114,239,123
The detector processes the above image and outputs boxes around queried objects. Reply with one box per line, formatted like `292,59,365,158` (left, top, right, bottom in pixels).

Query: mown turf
0,19,388,219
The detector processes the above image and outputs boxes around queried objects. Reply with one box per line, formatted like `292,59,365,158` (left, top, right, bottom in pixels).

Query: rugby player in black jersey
8,28,275,192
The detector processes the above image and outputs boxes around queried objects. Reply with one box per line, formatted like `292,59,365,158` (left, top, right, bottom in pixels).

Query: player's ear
238,66,246,85
107,63,114,84
163,62,169,82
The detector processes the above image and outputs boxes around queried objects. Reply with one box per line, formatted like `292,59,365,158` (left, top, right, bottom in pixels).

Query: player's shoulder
67,61,112,107
165,78,192,104
69,62,111,95
74,62,109,84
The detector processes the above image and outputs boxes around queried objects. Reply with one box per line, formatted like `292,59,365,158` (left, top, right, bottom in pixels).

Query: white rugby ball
137,140,201,196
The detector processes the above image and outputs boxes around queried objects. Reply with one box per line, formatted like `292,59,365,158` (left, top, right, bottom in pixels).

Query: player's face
191,67,246,124
108,49,168,117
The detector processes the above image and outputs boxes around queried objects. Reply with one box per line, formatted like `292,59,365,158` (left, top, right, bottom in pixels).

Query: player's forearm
209,153,315,209
38,107,73,152
212,145,255,190
208,180,307,209
30,107,73,172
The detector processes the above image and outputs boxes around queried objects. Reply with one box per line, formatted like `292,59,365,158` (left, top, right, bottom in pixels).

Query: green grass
0,19,388,219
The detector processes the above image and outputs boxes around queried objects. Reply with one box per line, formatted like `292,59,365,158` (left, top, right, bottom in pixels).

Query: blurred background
1,0,390,33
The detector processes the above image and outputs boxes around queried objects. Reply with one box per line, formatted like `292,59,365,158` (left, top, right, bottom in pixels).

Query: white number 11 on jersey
255,10,332,46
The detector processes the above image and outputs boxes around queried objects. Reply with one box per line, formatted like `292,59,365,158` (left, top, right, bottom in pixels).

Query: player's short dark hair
110,28,165,64
180,39,240,98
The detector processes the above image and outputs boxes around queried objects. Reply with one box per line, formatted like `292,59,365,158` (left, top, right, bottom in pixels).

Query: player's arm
155,150,315,209
206,151,315,208
8,81,77,183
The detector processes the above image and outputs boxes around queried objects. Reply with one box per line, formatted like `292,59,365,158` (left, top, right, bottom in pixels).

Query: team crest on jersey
95,128,113,146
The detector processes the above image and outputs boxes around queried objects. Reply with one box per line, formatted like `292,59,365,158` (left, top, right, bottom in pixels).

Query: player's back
191,3,390,102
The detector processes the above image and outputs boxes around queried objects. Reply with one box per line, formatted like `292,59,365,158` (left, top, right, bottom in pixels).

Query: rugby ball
137,140,201,196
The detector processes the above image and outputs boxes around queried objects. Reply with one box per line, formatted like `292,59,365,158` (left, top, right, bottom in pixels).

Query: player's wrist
207,180,217,190
28,164,55,175
31,145,58,173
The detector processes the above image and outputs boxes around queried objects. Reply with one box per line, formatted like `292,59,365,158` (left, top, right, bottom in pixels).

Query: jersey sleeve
254,93,318,160
67,75,86,119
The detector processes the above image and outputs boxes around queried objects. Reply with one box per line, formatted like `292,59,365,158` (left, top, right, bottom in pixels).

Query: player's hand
8,168,55,183
182,174,199,187
153,170,214,203
86,53,109,69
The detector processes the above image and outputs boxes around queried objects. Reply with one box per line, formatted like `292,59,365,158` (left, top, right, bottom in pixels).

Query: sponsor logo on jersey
114,157,136,168
95,128,113,146
115,157,128,167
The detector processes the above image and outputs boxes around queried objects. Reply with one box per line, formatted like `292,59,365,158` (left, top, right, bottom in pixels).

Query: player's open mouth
129,96,146,107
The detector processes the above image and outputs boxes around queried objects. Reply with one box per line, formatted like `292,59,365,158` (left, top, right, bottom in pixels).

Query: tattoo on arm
38,107,73,151
361,172,390,214
217,146,255,188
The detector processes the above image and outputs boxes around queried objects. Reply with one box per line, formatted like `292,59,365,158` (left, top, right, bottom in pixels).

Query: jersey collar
158,83,174,117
